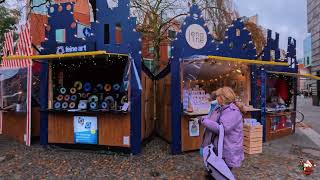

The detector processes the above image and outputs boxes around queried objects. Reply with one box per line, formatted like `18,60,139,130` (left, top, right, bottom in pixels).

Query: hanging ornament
70,22,77,29
66,4,72,11
45,25,51,32
58,5,63,12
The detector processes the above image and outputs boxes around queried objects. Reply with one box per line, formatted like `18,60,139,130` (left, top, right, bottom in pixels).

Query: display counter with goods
179,58,253,152
264,75,296,141
46,55,131,147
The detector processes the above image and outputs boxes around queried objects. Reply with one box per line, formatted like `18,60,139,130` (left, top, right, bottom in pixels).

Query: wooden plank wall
141,72,155,141
156,75,172,142
48,113,74,144
2,112,26,144
99,114,130,147
31,107,41,137
48,112,131,147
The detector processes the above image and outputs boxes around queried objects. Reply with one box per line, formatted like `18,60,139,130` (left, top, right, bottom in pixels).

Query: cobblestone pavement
1,133,320,180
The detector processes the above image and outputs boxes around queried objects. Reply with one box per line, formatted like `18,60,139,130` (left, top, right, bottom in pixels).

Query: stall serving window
265,74,295,141
49,55,129,113
182,58,251,114
179,57,253,152
1,68,28,112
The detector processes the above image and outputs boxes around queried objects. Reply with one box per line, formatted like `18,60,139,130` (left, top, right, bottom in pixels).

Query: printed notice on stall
189,119,200,137
74,116,98,144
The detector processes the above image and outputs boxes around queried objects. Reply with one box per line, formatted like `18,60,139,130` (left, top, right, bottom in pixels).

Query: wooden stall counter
265,110,295,141
48,110,131,148
181,111,207,152
2,111,26,144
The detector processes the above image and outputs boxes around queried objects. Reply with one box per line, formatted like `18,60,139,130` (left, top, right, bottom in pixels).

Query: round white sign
185,24,207,49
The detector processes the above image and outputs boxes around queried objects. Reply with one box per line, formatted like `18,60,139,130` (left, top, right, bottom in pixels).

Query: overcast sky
235,0,307,59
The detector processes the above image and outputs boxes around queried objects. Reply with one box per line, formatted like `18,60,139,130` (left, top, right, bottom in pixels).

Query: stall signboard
74,116,98,144
185,24,207,49
56,44,88,54
43,42,95,54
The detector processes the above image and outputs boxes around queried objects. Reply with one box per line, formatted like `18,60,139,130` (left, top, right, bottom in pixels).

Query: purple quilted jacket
200,103,244,168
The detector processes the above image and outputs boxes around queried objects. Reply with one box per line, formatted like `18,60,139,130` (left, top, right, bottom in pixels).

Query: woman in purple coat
199,87,244,170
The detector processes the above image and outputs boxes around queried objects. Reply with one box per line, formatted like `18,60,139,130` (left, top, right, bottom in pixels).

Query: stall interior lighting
207,55,289,66
183,57,249,83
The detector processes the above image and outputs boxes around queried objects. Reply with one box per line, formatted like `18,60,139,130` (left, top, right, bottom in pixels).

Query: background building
302,34,313,93
307,0,320,105
303,34,312,67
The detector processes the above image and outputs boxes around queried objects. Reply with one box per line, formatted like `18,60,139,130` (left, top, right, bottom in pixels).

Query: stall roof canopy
267,71,320,80
207,56,289,66
1,51,128,61
182,55,289,66
182,55,292,81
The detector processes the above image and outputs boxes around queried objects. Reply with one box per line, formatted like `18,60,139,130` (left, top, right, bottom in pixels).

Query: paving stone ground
297,96,320,134
0,131,320,180
0,97,319,179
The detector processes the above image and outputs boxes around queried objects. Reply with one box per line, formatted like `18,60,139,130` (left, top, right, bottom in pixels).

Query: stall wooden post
260,68,267,142
170,50,182,155
40,60,49,145
0,73,3,134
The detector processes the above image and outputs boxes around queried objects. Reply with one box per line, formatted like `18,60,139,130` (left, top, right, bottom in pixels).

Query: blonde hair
214,86,245,113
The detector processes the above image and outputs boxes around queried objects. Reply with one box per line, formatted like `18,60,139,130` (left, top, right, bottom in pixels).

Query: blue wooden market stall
169,4,299,154
38,1,143,154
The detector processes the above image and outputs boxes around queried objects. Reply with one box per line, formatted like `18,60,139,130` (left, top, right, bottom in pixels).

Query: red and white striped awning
1,59,32,69
1,22,33,69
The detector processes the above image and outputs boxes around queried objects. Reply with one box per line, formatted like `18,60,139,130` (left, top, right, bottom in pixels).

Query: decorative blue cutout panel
286,37,298,69
217,18,257,59
171,4,216,59
41,3,96,54
262,30,280,62
93,0,140,55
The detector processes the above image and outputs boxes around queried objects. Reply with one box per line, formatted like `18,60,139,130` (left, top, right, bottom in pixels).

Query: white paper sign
123,136,130,145
186,24,207,49
189,119,200,137
107,0,119,9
